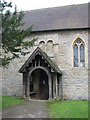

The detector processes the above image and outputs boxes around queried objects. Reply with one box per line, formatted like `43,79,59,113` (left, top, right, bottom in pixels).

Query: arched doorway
30,68,49,100
19,47,62,100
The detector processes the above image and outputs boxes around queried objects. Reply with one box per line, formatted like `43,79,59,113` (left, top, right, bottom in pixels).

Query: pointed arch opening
73,38,85,67
29,68,49,100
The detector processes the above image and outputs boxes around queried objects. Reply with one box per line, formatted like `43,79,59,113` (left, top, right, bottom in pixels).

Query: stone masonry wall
2,29,88,99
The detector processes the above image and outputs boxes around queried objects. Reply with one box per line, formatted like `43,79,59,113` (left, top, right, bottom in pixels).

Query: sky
5,0,89,11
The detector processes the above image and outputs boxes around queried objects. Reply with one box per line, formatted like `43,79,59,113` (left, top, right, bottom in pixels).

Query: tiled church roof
22,3,89,32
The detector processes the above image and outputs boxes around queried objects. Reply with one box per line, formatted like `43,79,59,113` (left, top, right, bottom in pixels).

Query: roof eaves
19,47,40,72
31,27,89,33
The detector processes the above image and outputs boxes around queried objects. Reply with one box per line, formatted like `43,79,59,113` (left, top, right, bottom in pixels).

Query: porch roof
19,47,62,74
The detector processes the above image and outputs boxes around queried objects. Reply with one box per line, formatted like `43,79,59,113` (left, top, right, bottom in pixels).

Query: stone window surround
73,37,85,67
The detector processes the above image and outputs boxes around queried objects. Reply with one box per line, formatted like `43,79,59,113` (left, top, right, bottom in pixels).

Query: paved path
2,100,49,118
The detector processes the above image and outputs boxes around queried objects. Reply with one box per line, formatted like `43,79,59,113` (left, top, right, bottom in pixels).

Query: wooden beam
23,73,26,98
27,73,30,99
49,73,52,99
56,74,58,97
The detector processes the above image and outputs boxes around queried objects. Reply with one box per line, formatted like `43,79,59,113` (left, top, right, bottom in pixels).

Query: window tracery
73,38,85,67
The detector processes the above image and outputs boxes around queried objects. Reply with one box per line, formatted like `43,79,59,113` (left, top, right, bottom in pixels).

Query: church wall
2,29,88,99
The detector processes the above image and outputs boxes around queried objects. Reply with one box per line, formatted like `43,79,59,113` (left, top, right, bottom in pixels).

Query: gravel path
2,100,49,118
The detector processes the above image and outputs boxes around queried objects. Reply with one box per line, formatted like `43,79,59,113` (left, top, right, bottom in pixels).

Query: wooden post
53,74,56,98
23,73,26,98
53,73,58,98
49,73,52,99
27,72,30,100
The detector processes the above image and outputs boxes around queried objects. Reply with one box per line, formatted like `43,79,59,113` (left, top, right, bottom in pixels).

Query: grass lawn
0,96,25,109
48,100,88,118
0,96,2,109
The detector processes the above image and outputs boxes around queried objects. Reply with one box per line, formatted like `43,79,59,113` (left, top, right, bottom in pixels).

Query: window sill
72,66,87,70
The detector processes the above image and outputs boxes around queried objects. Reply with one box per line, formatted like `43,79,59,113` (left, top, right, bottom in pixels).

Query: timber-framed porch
19,47,62,100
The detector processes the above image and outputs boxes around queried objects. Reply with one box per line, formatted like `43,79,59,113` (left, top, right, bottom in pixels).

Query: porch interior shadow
30,68,49,100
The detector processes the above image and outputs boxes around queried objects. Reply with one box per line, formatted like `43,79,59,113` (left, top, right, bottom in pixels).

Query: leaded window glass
74,44,78,67
73,38,85,67
80,44,85,67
